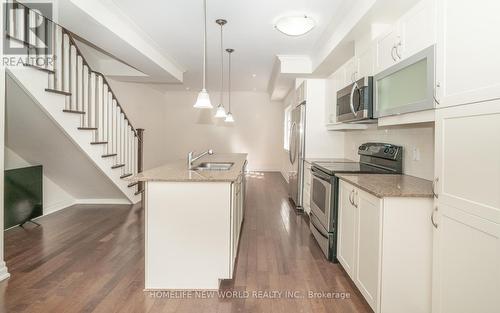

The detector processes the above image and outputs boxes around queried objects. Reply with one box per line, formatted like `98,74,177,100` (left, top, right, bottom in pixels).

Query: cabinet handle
432,177,439,199
395,42,402,59
354,190,359,208
431,207,439,229
391,46,397,61
349,190,354,206
433,82,441,105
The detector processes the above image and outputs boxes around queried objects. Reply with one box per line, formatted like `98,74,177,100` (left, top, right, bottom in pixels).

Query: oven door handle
310,214,329,239
311,167,331,182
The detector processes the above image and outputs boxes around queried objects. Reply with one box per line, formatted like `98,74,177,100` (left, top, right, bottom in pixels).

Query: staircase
5,2,144,203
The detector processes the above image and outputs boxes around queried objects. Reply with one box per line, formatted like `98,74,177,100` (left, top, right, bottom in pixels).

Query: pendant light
225,48,235,123
214,19,227,118
194,0,213,108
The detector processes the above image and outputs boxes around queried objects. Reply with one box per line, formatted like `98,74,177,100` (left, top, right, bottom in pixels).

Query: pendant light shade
225,112,234,122
194,0,212,109
194,89,212,108
215,19,227,118
225,48,235,123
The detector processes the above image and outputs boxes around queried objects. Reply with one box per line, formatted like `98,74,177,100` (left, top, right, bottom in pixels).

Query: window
283,105,292,150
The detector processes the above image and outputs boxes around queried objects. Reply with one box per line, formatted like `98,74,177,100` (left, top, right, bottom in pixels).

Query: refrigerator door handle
289,122,297,164
288,122,295,163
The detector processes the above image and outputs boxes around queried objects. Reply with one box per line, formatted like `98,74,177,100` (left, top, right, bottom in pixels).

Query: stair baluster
6,2,144,196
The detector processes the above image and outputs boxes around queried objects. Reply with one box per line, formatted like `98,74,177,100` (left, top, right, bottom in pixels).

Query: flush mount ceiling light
274,15,316,36
194,0,213,109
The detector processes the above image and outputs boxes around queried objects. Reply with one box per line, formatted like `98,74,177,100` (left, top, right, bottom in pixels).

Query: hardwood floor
0,172,372,313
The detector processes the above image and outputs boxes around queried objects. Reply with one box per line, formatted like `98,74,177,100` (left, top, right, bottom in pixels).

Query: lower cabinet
338,180,433,313
229,174,245,276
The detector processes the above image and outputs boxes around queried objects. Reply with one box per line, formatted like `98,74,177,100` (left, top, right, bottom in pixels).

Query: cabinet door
436,0,500,107
433,101,500,313
344,57,359,86
355,190,381,312
375,27,400,73
357,46,374,78
325,69,343,124
337,182,357,278
399,0,436,59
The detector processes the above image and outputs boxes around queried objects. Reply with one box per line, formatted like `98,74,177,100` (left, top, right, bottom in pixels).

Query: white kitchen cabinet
338,180,433,313
354,190,382,309
435,0,500,107
375,27,401,73
432,101,500,313
343,57,359,87
337,182,358,278
375,0,436,74
303,161,312,214
357,45,374,78
230,174,245,276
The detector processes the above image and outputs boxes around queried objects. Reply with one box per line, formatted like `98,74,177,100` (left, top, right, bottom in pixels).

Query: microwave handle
349,81,359,117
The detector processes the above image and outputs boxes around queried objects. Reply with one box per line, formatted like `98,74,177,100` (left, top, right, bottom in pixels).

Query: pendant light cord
220,24,224,105
203,0,207,89
228,51,231,112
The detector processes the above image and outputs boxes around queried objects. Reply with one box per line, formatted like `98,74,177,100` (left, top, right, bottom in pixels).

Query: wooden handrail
11,0,138,136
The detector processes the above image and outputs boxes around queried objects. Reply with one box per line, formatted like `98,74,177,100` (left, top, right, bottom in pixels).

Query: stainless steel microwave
336,76,375,123
374,45,435,118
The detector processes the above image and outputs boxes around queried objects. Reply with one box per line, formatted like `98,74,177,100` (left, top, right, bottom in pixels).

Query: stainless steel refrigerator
288,101,306,210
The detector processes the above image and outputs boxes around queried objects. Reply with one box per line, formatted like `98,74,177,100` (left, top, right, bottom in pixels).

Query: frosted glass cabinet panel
374,45,435,117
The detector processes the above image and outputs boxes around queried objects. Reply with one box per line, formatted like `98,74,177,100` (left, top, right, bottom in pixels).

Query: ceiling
109,0,345,91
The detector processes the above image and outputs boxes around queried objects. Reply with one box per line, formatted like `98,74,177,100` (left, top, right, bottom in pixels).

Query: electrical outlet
412,147,421,161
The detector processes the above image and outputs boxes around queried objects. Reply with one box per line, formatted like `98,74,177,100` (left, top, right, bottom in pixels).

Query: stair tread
46,88,71,96
102,154,117,158
90,141,108,145
77,127,97,130
128,182,139,188
63,109,85,114
111,164,125,169
120,173,133,179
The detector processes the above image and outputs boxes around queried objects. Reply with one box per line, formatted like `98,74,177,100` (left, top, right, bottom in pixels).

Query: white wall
4,148,75,215
108,79,284,171
344,124,435,180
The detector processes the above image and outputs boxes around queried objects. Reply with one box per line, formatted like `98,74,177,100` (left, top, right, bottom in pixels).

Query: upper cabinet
435,0,500,107
375,0,436,74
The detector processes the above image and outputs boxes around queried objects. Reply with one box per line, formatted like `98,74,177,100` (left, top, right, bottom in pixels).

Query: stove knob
389,148,395,154
384,148,389,154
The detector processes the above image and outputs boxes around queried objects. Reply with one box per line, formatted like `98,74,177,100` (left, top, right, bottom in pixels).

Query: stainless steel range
309,143,403,261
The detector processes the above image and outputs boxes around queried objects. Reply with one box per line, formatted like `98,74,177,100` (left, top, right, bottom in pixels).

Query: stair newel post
137,128,145,198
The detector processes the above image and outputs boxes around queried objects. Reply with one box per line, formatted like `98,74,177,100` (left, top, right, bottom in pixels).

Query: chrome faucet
188,149,214,170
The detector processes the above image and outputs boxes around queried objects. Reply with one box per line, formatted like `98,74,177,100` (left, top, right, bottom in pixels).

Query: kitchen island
132,153,247,290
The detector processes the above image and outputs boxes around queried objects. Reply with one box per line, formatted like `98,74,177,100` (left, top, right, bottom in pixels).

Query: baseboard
0,262,10,282
75,198,131,205
43,199,76,216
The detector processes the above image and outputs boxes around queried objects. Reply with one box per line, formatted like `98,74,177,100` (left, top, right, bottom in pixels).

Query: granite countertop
304,158,354,164
336,174,433,198
131,153,248,183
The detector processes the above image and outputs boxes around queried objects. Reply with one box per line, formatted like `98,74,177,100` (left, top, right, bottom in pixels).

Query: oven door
310,167,332,232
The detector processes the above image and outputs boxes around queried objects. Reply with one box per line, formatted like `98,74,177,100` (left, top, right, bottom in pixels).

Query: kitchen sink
194,162,234,171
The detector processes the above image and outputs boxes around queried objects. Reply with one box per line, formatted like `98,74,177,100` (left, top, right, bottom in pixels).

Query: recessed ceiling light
252,74,257,78
274,15,316,37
